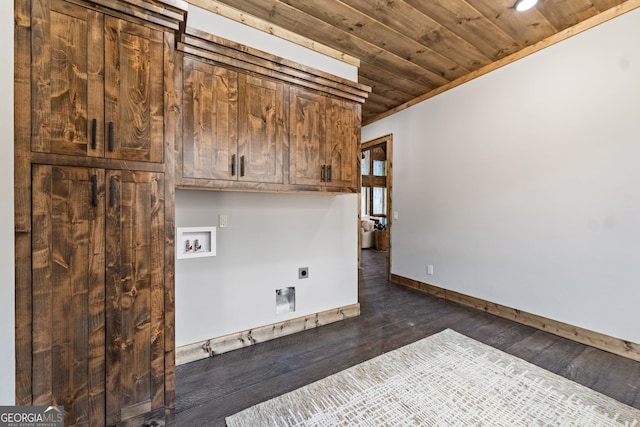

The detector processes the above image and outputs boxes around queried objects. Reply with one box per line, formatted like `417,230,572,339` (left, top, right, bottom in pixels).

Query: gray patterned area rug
226,329,640,426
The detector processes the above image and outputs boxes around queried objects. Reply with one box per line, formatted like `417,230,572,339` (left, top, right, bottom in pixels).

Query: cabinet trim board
179,27,370,103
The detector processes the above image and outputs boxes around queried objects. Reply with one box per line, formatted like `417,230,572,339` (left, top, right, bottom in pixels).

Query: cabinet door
31,0,105,157
238,74,285,183
105,170,165,425
183,57,239,180
104,17,164,163
31,165,106,426
289,86,325,186
325,97,360,189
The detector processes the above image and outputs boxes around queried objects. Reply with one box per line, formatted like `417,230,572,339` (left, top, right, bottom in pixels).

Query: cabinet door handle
240,155,245,177
109,176,116,206
321,165,326,182
231,154,236,176
327,165,332,182
108,122,115,152
91,119,97,150
92,174,98,207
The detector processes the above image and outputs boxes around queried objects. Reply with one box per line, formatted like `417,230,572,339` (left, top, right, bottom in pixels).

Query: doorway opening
360,134,393,280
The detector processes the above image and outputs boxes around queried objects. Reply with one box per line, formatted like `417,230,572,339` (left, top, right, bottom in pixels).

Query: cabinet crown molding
178,27,371,104
76,0,188,31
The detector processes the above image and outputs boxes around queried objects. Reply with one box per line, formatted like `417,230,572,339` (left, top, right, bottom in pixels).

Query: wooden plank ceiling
189,0,633,124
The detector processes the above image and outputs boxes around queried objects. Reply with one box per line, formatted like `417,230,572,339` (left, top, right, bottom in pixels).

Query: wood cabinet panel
289,86,359,190
182,57,286,184
105,18,164,163
31,165,106,426
32,0,164,162
31,0,105,157
325,97,360,188
182,57,238,180
31,166,165,426
18,0,184,424
105,170,165,426
289,86,325,186
237,74,285,184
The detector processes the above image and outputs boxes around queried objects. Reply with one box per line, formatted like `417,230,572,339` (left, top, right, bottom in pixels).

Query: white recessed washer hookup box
177,226,216,259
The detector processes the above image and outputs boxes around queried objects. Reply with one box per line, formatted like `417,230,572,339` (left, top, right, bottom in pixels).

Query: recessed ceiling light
515,0,538,11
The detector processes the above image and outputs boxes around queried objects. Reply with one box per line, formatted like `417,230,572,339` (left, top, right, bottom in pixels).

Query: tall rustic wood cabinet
17,2,367,425
31,166,165,425
15,0,186,425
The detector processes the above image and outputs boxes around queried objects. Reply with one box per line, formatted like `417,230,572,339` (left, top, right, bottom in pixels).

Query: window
361,144,387,227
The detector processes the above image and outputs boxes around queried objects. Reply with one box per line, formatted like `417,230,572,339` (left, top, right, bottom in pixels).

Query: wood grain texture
289,87,360,190
31,165,106,426
105,16,164,163
75,0,188,32
176,304,361,365
390,274,640,363
31,0,105,157
186,0,360,66
182,56,239,181
324,97,360,189
288,86,325,187
163,30,178,423
180,27,370,101
365,0,640,125
15,0,34,406
105,171,165,425
203,0,638,123
17,0,177,424
237,74,285,184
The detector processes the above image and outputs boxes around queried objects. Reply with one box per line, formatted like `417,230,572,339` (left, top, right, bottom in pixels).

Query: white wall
175,191,358,346
363,9,640,343
1,1,15,404
187,5,358,82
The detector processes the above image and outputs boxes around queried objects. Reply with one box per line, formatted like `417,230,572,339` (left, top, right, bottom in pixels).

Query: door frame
359,134,393,280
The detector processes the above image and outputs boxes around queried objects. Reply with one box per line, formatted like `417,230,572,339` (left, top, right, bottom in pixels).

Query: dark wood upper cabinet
324,96,361,189
289,86,325,187
289,87,360,189
182,57,285,184
237,73,285,184
31,0,164,163
177,28,370,193
182,57,239,180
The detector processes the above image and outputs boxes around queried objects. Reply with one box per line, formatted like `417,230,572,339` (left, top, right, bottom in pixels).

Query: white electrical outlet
427,265,434,275
219,214,228,228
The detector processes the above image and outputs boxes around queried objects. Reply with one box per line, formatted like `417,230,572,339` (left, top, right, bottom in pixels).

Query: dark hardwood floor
175,249,640,426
